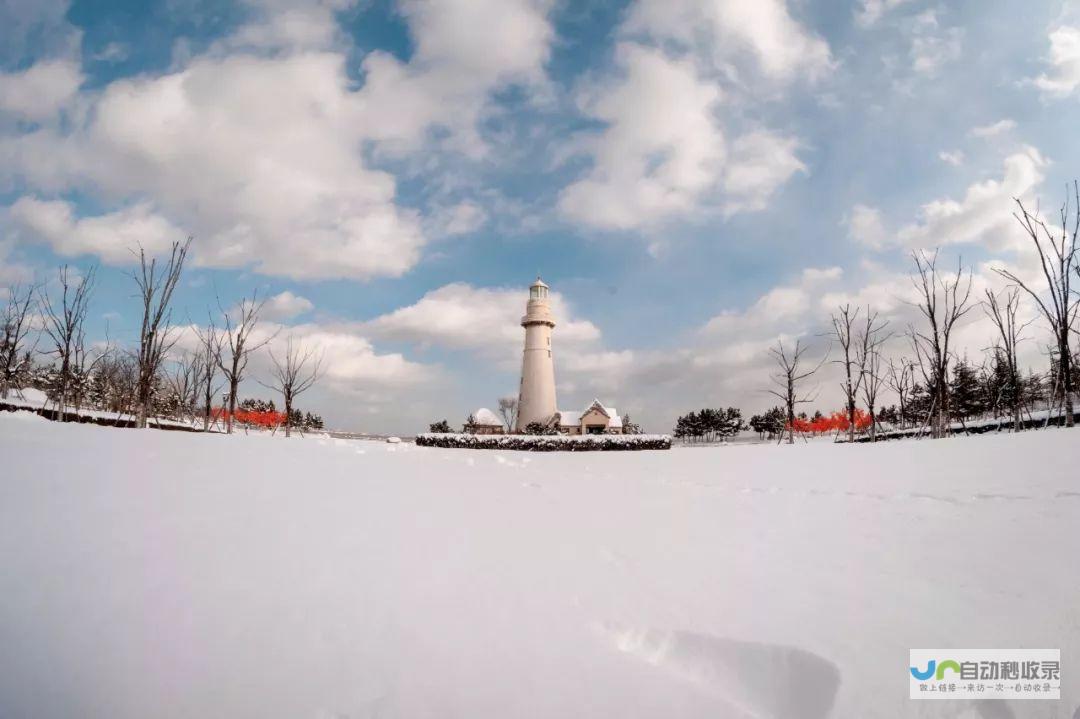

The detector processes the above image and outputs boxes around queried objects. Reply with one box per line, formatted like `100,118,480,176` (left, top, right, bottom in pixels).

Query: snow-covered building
466,408,505,434
552,399,625,435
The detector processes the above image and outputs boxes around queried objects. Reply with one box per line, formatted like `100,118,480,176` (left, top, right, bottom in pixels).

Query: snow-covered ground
0,410,1077,719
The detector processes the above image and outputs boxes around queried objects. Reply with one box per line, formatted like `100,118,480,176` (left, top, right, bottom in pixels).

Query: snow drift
0,412,1077,718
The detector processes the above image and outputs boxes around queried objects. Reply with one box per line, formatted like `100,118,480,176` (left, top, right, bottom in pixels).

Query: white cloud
855,0,916,28
969,119,1016,138
938,150,964,166
264,324,435,390
262,291,315,321
0,59,82,122
170,316,439,431
1,52,425,280
702,265,842,336
558,0,823,231
429,201,487,238
226,0,358,51
623,0,832,82
721,131,806,216
1034,25,1080,98
9,197,185,263
845,204,889,250
910,10,963,76
0,0,565,279
0,237,34,287
366,282,600,366
0,0,79,64
897,146,1047,252
557,45,725,230
354,0,554,155
91,42,129,63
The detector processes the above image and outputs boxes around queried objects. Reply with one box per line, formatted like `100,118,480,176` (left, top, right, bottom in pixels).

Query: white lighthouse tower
515,277,558,431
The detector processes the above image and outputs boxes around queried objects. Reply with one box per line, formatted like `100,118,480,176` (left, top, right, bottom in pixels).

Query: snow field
0,412,1077,718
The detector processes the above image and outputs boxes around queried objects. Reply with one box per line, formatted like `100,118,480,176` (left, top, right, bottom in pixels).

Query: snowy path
0,411,1077,718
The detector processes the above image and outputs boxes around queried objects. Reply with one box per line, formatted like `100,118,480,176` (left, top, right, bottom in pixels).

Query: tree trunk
227,381,238,434
1060,331,1074,428
284,394,292,438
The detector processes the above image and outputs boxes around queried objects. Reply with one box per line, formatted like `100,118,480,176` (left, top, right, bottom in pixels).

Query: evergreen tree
949,358,984,422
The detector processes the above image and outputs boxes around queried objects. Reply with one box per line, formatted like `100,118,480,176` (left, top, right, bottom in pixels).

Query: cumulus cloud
557,45,725,230
9,197,185,263
0,237,34,287
428,201,487,238
938,150,964,166
1,52,425,279
354,0,554,155
557,0,823,231
845,204,890,250
0,1,559,280
365,282,600,366
226,0,358,51
262,324,435,390
0,60,82,122
623,0,833,82
1034,25,1080,98
702,266,842,337
855,0,916,27
910,10,963,76
173,317,438,429
0,0,79,65
262,291,315,321
897,146,1046,252
970,119,1016,138
721,131,806,215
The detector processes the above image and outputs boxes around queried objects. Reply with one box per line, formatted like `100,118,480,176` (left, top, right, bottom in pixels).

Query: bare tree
855,309,890,441
194,319,223,431
260,336,324,437
887,358,916,429
859,346,886,441
830,305,865,443
995,185,1079,427
166,350,203,424
982,287,1032,432
1,283,39,398
217,291,274,434
833,305,890,442
131,239,191,428
39,265,97,420
767,339,827,445
497,396,518,432
907,250,975,439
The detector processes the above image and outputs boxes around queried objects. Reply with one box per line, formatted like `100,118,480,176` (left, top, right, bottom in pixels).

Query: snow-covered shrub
414,433,671,451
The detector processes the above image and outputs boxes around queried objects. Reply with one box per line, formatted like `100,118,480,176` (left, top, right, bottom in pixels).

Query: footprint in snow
596,623,840,719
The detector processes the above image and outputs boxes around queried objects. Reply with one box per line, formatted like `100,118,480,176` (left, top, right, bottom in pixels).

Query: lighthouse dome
529,276,550,300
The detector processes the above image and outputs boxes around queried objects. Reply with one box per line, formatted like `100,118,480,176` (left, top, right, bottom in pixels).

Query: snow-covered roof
582,399,616,419
554,410,579,426
471,408,502,426
552,401,623,428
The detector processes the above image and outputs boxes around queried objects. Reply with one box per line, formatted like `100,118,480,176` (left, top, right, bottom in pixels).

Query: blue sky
2,0,1079,433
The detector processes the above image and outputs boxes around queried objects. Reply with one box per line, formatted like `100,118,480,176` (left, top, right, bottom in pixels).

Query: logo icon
910,659,962,681
910,649,1060,700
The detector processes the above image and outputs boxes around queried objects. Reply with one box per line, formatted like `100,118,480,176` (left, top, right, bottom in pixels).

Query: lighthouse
515,277,558,431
